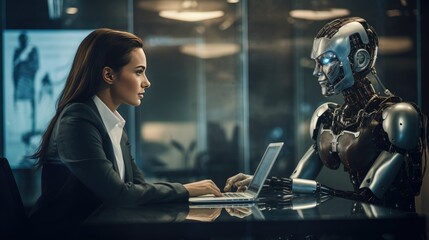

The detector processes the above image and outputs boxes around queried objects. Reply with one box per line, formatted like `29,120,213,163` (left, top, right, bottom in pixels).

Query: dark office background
1,0,428,227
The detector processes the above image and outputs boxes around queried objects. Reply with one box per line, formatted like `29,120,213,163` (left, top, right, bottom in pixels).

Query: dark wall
5,0,128,30
422,1,428,120
1,0,4,156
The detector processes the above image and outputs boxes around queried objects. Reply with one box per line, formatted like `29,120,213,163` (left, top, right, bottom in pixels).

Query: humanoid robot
225,17,427,212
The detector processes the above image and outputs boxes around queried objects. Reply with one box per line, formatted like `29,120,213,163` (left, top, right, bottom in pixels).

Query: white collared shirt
93,95,126,181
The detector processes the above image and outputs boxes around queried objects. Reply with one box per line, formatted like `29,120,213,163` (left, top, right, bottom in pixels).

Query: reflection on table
81,194,426,239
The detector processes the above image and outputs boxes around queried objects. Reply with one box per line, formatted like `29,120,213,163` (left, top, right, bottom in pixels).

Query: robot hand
265,177,381,204
224,173,253,192
266,177,323,194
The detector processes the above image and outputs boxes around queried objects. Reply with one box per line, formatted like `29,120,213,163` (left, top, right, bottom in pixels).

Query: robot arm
290,102,338,179
261,103,330,194
360,102,422,199
290,145,323,179
359,151,405,199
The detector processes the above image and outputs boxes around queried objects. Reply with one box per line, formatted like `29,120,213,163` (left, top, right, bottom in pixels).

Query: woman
29,28,221,234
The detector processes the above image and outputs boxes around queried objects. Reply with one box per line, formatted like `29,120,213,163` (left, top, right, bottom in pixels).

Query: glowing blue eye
322,58,331,64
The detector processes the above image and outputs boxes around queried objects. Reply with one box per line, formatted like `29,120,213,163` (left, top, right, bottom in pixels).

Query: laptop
189,142,284,204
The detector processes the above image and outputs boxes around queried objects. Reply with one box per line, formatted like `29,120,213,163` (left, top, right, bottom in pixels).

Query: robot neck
341,78,377,110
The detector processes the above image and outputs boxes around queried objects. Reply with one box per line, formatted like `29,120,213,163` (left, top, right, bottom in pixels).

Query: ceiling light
138,1,224,12
66,7,78,15
378,37,413,55
386,9,402,17
159,10,224,22
290,8,350,21
180,43,239,59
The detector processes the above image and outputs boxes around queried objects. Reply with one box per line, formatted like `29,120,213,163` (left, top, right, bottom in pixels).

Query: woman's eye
136,70,144,75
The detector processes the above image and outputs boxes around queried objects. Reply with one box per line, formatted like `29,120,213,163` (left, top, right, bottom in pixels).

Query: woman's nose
143,76,151,88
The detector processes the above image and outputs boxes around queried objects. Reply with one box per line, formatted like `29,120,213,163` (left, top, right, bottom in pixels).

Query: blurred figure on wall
12,32,40,160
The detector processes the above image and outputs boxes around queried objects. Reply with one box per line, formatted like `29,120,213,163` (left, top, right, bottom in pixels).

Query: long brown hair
32,28,143,166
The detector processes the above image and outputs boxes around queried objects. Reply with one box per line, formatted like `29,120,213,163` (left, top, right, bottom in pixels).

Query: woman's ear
102,67,115,85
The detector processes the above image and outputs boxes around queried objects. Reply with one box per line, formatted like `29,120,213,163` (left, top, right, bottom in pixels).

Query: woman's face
111,48,151,107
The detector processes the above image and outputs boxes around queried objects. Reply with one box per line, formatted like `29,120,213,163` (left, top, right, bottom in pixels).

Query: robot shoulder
309,102,339,140
382,102,421,150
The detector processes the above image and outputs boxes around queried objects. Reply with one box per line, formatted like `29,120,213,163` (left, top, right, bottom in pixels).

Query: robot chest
316,127,379,172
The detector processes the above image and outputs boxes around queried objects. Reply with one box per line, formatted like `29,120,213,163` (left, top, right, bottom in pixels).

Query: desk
81,195,426,239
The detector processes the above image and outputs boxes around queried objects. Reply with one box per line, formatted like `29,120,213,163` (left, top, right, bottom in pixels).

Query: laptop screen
247,142,283,195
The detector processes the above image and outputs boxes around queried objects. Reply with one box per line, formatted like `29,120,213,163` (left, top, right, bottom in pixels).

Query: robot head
311,17,378,96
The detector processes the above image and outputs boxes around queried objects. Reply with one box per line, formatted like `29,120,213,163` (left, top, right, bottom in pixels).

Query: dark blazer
29,99,188,236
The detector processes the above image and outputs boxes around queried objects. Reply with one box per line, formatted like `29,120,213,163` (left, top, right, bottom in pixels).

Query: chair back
0,157,28,236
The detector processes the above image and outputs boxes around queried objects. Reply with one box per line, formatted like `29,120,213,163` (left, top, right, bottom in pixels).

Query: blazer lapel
120,133,133,182
85,99,121,175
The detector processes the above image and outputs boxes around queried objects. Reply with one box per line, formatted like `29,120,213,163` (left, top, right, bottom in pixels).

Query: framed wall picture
2,30,91,168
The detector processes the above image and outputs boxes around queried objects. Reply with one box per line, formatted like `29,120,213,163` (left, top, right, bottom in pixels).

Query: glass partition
132,1,245,186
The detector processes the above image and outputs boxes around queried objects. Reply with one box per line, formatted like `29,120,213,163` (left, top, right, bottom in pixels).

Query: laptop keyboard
222,192,248,198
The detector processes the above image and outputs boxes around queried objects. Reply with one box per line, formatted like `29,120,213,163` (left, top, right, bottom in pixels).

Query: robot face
311,21,374,96
313,51,342,96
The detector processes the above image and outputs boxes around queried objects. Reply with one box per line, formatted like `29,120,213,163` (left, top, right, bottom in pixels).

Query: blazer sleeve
55,103,189,206
121,133,146,184
131,157,146,185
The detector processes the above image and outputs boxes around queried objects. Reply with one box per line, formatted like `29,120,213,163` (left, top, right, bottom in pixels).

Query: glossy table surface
81,194,426,239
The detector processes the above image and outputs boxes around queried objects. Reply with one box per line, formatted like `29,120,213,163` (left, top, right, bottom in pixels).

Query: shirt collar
92,95,125,131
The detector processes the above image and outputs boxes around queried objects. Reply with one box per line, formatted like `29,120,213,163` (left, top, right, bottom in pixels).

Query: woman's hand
183,179,222,197
224,173,253,192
